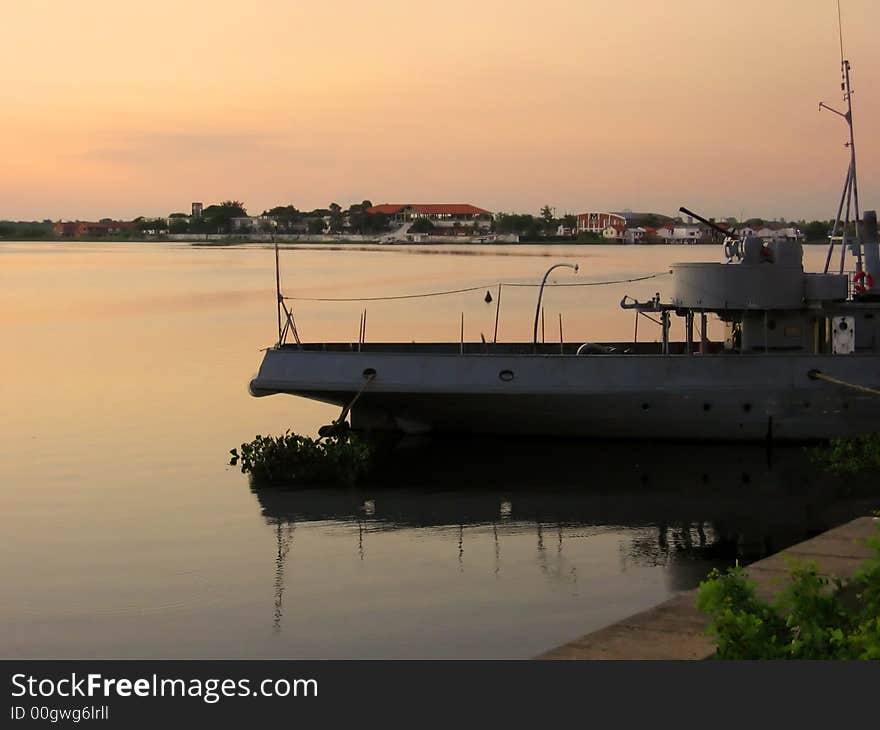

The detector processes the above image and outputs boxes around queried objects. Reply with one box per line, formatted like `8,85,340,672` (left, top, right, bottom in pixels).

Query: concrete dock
538,515,878,660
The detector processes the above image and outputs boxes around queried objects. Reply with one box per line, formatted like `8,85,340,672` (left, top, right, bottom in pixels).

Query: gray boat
249,58,880,442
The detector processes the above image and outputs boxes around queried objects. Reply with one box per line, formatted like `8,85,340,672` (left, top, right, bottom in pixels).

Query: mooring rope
808,369,880,397
282,271,669,302
318,371,376,439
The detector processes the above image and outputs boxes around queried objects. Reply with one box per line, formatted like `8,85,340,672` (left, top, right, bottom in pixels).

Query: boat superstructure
249,54,880,442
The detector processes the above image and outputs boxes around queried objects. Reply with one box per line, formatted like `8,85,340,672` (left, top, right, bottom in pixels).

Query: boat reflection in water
249,438,879,634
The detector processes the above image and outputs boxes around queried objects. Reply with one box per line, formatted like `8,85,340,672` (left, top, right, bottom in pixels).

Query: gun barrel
679,206,735,238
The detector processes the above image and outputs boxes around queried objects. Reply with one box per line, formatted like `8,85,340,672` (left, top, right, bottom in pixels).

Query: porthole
702,403,712,412
641,403,650,411
362,367,376,378
499,369,514,382
742,403,752,412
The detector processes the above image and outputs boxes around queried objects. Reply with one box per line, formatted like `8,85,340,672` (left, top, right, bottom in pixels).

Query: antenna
274,226,283,346
820,1,862,278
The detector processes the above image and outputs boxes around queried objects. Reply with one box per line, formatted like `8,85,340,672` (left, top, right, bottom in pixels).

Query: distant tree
540,207,559,235
189,217,210,234
576,231,603,243
263,205,300,232
345,202,368,233
562,214,577,230
804,220,831,242
410,218,435,234
625,213,672,229
307,218,325,235
362,212,389,234
494,213,538,236
225,200,247,214
202,200,247,233
493,214,513,234
169,220,189,234
325,203,344,233
523,219,541,240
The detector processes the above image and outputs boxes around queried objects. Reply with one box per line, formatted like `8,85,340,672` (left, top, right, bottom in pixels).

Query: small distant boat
250,57,880,441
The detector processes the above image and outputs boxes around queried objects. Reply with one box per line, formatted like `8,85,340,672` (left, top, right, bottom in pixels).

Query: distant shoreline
1,236,829,246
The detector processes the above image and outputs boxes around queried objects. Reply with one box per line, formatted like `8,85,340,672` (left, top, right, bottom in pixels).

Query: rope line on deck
281,271,669,302
808,369,880,397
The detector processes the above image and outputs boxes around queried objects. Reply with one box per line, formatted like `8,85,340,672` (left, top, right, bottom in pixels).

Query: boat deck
278,341,722,356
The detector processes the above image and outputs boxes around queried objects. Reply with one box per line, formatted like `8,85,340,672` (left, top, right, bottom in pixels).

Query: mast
821,2,863,277
274,230,283,347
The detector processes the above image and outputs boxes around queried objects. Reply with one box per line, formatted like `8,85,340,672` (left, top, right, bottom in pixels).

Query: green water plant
229,429,373,486
809,432,880,475
696,523,880,659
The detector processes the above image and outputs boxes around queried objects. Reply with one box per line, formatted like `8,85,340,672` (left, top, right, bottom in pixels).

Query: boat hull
249,345,880,441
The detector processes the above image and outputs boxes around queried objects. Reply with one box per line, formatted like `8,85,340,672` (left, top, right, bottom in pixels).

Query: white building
624,227,646,244
654,225,675,242
602,224,625,242
671,225,704,244
755,226,803,241
366,204,492,230
230,216,262,231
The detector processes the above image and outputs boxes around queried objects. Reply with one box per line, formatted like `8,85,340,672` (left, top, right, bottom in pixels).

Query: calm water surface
1,241,877,658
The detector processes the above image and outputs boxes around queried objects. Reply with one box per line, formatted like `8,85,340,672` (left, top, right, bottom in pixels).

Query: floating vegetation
229,429,373,486
809,433,880,475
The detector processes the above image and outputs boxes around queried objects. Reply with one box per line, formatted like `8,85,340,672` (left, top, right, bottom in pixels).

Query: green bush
697,524,880,659
229,430,372,486
810,433,880,475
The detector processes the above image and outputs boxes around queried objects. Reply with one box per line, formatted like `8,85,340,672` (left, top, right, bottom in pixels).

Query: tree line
0,204,856,242
136,200,392,235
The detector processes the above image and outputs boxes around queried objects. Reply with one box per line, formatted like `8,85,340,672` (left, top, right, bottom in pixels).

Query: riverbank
0,235,593,246
1,234,830,246
538,515,879,660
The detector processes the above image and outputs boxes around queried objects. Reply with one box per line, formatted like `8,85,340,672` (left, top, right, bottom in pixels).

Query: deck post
686,311,694,354
661,311,670,354
700,313,708,353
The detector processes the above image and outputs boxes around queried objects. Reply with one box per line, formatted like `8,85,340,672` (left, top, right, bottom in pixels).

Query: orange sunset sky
2,0,879,221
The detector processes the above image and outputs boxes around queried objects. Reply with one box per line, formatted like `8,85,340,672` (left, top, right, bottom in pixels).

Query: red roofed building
366,203,492,230
576,212,627,234
53,221,135,237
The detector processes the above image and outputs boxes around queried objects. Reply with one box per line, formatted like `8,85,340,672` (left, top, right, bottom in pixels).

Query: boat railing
271,239,671,351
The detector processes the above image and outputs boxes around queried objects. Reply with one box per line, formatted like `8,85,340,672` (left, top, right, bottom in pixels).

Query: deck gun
679,206,741,261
